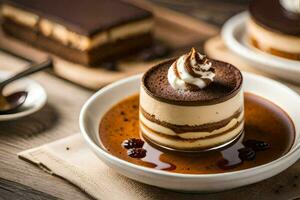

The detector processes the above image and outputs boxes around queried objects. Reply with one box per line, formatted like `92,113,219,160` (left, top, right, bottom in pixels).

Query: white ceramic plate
80,72,300,192
221,12,300,84
0,71,47,121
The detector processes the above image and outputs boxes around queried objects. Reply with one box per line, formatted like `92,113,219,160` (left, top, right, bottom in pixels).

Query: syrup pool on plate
99,93,295,174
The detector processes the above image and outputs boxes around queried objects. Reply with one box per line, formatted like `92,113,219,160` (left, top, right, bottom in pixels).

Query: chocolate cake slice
1,0,153,65
248,0,300,60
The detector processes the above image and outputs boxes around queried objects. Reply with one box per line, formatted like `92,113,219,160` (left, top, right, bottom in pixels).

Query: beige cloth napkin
18,133,300,200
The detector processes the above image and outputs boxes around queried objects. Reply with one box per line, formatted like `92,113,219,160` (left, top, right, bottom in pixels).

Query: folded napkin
18,133,300,200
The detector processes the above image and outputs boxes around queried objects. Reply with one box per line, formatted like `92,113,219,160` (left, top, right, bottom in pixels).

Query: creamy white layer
167,50,215,90
139,110,244,139
140,121,244,150
247,18,300,53
1,4,153,51
140,86,244,126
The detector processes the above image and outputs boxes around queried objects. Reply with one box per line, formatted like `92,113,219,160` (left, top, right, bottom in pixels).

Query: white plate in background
222,12,300,84
0,71,47,121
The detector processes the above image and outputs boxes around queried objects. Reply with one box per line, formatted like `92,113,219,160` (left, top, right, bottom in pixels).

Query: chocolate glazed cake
139,48,244,151
248,0,300,60
1,0,153,65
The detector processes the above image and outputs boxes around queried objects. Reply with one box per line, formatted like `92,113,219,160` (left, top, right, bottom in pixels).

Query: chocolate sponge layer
142,58,242,106
2,19,152,66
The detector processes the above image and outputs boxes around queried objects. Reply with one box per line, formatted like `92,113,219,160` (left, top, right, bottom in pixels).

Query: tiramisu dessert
1,0,153,65
248,0,300,60
99,48,295,173
139,48,244,151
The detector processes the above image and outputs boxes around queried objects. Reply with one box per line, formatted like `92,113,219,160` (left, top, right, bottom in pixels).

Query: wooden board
0,0,218,90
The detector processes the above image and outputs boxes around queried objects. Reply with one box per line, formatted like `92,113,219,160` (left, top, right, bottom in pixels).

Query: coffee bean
127,148,147,158
238,147,256,161
244,139,270,151
122,138,144,149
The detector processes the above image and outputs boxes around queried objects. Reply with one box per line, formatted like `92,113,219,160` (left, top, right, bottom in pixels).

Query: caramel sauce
0,95,9,110
99,93,295,174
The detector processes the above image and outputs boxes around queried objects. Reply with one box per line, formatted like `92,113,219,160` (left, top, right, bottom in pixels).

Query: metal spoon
0,58,53,114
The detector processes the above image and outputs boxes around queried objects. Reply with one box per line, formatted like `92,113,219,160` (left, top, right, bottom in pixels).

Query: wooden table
0,51,92,199
1,1,300,199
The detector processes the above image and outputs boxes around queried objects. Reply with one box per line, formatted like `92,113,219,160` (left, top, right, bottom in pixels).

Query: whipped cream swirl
167,48,215,91
280,0,300,14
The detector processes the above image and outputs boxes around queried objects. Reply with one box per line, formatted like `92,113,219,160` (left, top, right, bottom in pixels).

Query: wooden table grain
3,1,299,200
0,51,93,199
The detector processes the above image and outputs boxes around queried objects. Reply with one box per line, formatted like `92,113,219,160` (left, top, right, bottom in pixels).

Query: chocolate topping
249,0,300,36
4,0,152,36
142,58,242,106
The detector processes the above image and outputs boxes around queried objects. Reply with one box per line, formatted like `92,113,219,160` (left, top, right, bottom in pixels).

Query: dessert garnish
244,139,270,151
122,138,146,159
122,138,144,149
237,140,270,162
127,148,147,158
167,48,215,91
238,147,256,161
280,0,300,14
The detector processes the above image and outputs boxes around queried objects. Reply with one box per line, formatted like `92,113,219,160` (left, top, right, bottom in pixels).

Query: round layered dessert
139,48,244,151
248,0,300,60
